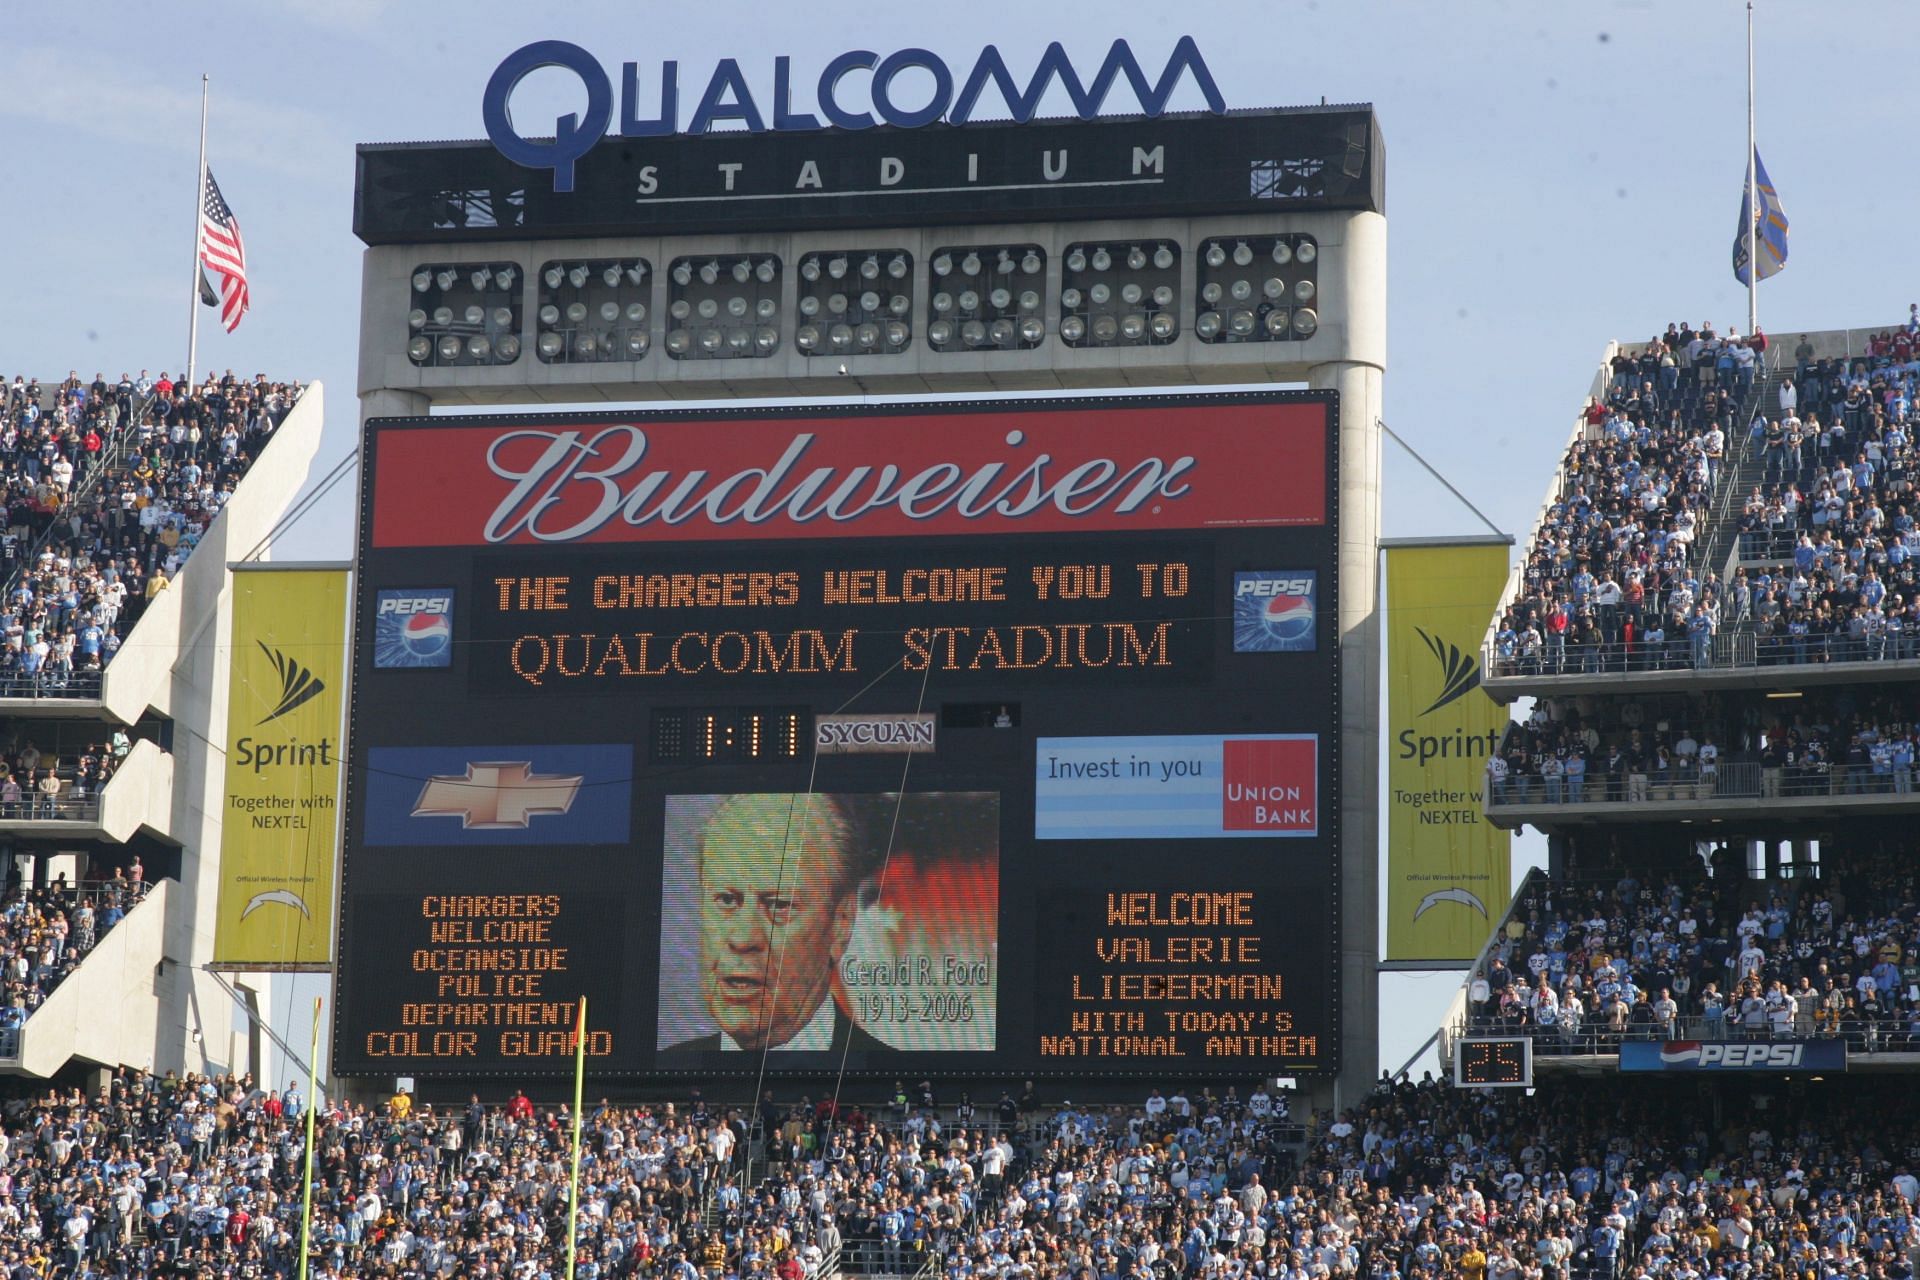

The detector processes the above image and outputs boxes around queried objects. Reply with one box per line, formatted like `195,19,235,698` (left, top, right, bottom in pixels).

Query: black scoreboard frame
335,389,1342,1080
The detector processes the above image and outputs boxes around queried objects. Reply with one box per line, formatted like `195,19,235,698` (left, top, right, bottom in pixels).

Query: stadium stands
1486,686,1920,805
1461,857,1920,1053
6,1067,1920,1280
0,879,146,1048
0,371,302,697
1494,318,1920,678
1490,325,1769,679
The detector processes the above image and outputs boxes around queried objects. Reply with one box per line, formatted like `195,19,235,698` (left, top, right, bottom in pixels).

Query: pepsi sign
1618,1039,1847,1073
1233,572,1317,653
373,589,455,669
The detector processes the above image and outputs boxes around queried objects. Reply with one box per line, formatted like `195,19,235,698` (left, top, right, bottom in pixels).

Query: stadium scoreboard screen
337,391,1341,1078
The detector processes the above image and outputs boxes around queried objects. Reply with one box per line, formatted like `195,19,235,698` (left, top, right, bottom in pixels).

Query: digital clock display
1454,1036,1532,1088
652,708,807,763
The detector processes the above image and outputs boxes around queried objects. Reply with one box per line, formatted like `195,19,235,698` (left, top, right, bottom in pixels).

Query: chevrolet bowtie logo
411,763,585,829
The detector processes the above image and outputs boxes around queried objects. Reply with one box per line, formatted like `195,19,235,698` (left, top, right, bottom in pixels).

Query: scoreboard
336,391,1341,1078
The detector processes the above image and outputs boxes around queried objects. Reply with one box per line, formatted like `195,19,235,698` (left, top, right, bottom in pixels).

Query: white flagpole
1746,1,1758,336
187,74,209,391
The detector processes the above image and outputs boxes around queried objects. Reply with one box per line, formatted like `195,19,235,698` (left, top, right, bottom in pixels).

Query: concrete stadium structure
0,388,327,1083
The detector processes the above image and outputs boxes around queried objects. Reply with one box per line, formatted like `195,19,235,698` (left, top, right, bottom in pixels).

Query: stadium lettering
410,948,571,972
501,1030,615,1057
1069,973,1286,1001
1203,1035,1318,1057
1105,893,1254,927
1039,1034,1185,1056
482,427,1195,543
509,629,858,684
821,567,1007,604
1095,936,1263,964
816,720,936,748
1397,727,1501,765
590,571,800,609
483,38,1225,191
902,622,1173,671
420,895,563,918
232,737,336,773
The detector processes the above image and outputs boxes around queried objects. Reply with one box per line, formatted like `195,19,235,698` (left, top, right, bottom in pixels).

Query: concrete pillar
1310,358,1383,1109
1308,209,1386,1110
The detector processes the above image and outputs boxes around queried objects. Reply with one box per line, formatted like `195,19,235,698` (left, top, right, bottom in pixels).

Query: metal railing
1487,759,1920,807
837,1240,926,1278
1459,1011,1911,1056
1484,630,1755,677
1692,353,1782,580
1735,528,1799,562
0,667,108,701
1485,625,1920,679
0,789,105,821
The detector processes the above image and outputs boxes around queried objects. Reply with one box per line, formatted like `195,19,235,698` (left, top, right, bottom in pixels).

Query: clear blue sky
6,0,1915,1087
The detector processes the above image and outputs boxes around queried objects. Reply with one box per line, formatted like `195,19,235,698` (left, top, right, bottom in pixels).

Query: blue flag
1733,150,1789,284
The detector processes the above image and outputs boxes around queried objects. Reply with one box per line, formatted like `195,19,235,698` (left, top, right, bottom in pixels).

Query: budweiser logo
482,426,1198,544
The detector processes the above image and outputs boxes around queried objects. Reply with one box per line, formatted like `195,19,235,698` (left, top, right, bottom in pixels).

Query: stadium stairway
0,878,171,1077
1695,360,1793,583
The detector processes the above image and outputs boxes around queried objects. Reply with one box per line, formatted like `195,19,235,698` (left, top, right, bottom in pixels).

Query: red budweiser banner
368,400,1329,548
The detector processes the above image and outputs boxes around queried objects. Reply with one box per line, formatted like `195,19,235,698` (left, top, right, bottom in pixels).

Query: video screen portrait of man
657,791,1000,1056
659,793,888,1055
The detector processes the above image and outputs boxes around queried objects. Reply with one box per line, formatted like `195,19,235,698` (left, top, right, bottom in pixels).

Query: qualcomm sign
483,38,1226,192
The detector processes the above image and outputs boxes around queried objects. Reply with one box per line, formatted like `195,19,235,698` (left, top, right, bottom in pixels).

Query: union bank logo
1414,627,1480,716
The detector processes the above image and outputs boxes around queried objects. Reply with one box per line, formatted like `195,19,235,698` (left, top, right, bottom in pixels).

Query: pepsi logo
373,588,456,669
401,612,452,659
1263,593,1315,640
1658,1041,1703,1066
378,594,453,615
1232,572,1318,654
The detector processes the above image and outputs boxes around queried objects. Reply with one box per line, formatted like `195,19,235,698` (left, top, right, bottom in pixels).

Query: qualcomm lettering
483,427,1197,544
483,38,1225,191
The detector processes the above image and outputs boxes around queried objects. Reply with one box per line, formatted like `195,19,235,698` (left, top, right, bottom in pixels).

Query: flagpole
566,996,588,1280
297,995,322,1280
187,73,209,391
1746,0,1758,336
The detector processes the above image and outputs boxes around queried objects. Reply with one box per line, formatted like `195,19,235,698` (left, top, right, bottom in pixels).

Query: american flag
199,169,249,332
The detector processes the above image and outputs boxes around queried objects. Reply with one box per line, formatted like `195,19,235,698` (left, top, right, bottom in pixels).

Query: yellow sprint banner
213,567,348,969
1385,542,1511,963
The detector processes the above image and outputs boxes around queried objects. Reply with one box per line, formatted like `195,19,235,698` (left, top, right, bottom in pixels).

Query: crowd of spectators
0,371,301,697
1466,857,1920,1057
1485,686,1920,805
1493,322,1774,679
1708,313,1920,666
0,869,147,1039
0,729,134,819
0,1071,1302,1280
6,1062,1920,1280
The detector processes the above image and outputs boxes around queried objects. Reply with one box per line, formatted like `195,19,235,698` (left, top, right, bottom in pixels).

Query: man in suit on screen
662,793,888,1056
